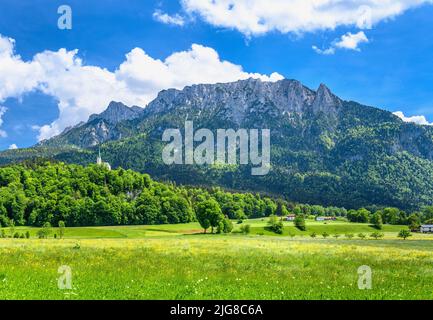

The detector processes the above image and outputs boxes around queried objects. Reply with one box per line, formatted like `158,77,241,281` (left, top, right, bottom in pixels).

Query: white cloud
393,111,433,126
180,0,433,36
312,46,336,56
313,31,369,55
335,31,369,51
0,106,8,138
8,144,17,150
0,34,283,141
153,10,186,26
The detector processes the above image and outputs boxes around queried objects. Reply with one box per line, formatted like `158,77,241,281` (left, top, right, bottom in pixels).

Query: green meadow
1,219,433,300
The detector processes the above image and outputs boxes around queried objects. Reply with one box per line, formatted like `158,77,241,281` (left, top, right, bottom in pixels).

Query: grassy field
1,219,433,300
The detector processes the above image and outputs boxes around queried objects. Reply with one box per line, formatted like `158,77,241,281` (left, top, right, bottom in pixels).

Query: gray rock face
144,78,343,129
88,101,142,124
37,78,433,159
147,79,316,114
40,101,143,148
312,83,342,113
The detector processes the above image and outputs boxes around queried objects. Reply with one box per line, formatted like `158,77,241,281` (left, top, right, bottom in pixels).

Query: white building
97,148,111,171
285,215,296,221
420,225,433,233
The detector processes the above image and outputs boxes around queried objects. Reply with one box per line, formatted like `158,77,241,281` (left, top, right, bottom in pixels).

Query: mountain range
2,78,433,211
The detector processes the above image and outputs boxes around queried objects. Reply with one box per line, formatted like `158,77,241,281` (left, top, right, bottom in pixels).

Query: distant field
1,220,433,300
4,219,433,240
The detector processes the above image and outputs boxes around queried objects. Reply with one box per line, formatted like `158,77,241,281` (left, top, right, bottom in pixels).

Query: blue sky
0,0,433,150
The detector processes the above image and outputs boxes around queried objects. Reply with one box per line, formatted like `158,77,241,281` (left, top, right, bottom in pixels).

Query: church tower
96,146,111,170
97,147,103,165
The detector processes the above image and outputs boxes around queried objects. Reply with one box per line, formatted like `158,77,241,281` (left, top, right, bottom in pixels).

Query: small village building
316,216,336,221
420,225,433,233
285,214,296,221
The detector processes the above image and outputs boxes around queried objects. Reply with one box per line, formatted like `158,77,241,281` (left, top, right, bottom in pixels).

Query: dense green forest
0,160,432,231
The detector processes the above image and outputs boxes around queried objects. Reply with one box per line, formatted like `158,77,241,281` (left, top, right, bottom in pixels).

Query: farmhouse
285,214,296,221
420,225,433,233
316,216,336,221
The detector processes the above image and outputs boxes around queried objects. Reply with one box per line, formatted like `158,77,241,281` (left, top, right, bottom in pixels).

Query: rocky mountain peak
312,83,342,112
88,101,143,124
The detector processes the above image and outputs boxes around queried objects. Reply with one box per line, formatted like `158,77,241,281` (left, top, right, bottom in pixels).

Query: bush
322,232,330,239
294,215,306,231
358,233,366,240
13,232,20,238
19,233,25,239
240,224,251,235
345,233,354,239
217,218,234,234
371,212,383,230
310,232,317,238
370,232,384,240
267,215,284,234
58,221,66,239
37,222,52,239
333,234,340,239
398,229,412,240
25,231,30,239
288,233,296,239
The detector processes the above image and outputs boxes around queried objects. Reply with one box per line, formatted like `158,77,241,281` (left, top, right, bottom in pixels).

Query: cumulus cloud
153,10,186,26
8,144,17,150
0,34,283,141
313,31,369,55
335,31,369,50
0,106,8,138
393,111,433,126
180,0,433,36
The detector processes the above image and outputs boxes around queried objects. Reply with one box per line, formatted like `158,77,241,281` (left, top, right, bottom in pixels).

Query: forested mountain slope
2,79,433,210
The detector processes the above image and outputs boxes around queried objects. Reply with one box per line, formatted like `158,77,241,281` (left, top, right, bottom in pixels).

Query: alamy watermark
57,5,72,30
357,265,372,290
58,265,72,290
162,121,271,176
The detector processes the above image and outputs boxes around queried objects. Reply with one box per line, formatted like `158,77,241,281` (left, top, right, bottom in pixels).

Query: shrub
36,222,52,239
13,232,20,238
370,232,384,240
288,233,296,239
25,231,30,239
240,224,251,235
310,232,317,238
19,233,25,239
398,229,412,240
358,233,366,240
371,212,383,230
345,233,354,239
58,221,66,239
322,232,330,239
294,215,306,231
333,234,340,239
267,215,284,234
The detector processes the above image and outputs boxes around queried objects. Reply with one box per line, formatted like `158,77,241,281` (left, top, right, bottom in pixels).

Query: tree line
0,161,432,233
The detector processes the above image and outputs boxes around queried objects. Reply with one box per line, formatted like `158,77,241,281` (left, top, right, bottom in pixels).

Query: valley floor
1,220,432,300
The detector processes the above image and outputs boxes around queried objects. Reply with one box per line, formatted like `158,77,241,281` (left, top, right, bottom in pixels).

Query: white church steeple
96,146,111,170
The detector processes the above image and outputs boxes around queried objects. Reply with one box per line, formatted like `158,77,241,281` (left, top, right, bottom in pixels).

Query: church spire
96,145,111,170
